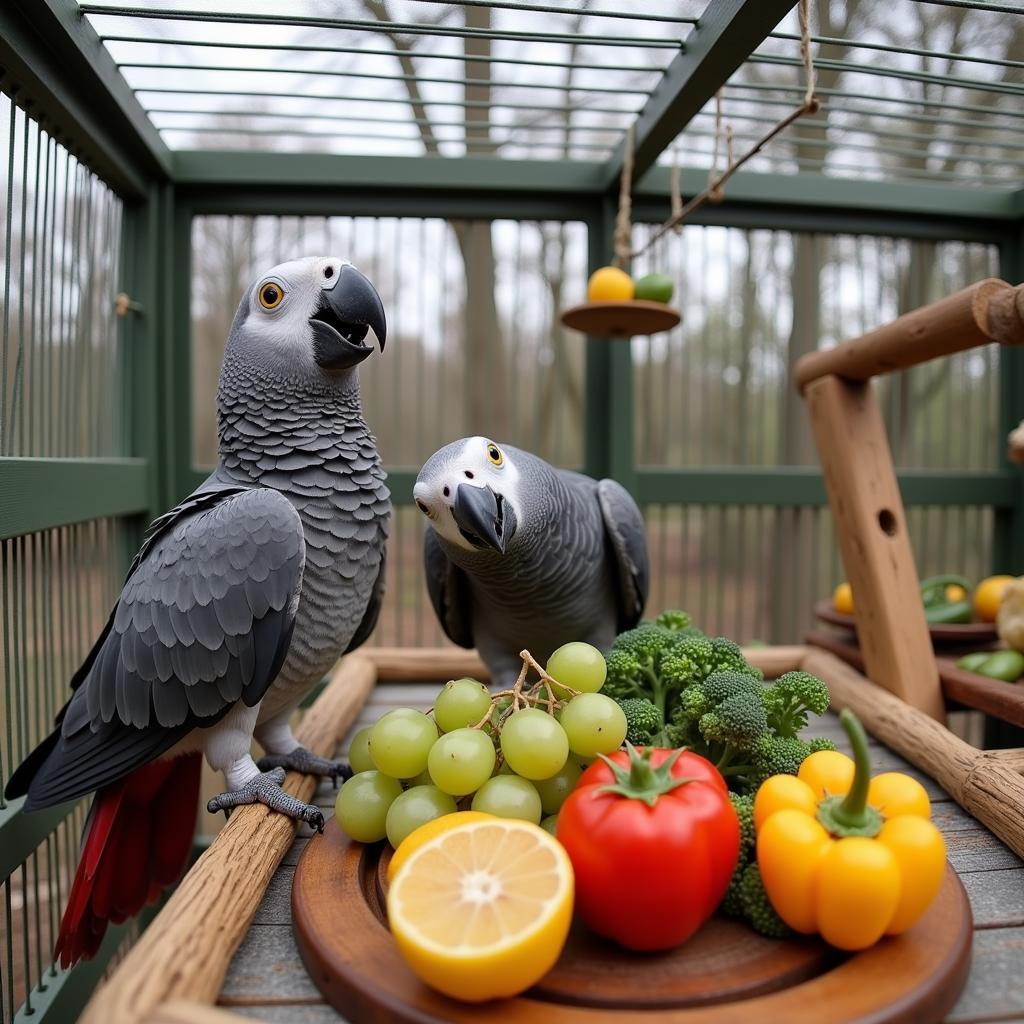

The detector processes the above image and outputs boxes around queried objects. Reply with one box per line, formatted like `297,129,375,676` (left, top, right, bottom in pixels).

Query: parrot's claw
206,768,326,833
256,746,352,788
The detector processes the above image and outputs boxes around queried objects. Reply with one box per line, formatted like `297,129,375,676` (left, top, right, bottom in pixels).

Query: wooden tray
814,600,998,645
292,818,973,1024
561,300,680,337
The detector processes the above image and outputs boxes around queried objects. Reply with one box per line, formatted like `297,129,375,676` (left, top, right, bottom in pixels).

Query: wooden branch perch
80,655,377,1024
794,278,1024,391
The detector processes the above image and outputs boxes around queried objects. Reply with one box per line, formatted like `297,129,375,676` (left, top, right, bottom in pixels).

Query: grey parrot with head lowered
414,437,649,687
8,257,390,883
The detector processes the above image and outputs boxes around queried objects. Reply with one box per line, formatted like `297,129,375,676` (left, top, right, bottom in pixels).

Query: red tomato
556,747,739,951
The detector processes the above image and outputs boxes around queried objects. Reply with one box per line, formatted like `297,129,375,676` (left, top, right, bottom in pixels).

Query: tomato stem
595,743,697,808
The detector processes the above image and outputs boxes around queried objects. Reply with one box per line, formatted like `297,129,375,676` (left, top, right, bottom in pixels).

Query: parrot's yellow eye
415,498,433,519
258,281,284,310
486,443,503,467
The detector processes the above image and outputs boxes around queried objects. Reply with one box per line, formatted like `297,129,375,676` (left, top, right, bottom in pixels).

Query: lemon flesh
387,819,573,1002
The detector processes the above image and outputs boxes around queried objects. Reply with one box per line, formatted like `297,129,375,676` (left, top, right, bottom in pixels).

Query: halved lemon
386,819,573,1002
387,810,494,882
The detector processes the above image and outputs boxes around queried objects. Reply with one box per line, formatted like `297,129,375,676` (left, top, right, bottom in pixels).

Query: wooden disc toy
292,818,973,1024
560,300,680,337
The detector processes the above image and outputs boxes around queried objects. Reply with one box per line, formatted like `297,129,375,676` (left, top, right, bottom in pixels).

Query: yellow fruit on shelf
833,582,854,615
387,818,573,1002
587,265,634,303
974,575,1016,622
387,810,494,882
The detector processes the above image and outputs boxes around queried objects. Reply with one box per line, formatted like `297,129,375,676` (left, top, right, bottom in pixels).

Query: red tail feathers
55,752,202,967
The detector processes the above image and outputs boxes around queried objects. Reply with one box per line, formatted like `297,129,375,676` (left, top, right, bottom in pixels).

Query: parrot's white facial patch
414,436,521,552
240,257,351,371
231,255,388,383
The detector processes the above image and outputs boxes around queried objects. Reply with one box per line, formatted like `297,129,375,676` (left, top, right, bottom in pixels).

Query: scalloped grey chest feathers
215,356,390,714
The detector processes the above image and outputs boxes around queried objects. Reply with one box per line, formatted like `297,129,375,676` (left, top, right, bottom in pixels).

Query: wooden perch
80,654,377,1024
361,645,807,683
794,278,1024,391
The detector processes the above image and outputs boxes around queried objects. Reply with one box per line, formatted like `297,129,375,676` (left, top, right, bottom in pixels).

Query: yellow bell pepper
753,709,946,951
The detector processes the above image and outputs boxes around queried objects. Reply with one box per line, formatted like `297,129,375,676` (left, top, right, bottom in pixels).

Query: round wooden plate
292,818,973,1024
561,300,681,337
814,600,998,644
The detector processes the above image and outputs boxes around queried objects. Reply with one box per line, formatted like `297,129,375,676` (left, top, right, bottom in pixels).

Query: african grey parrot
6,256,390,965
414,437,648,687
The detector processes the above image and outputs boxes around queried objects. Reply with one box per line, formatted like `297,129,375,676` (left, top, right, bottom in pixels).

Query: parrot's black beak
310,264,387,373
452,484,513,553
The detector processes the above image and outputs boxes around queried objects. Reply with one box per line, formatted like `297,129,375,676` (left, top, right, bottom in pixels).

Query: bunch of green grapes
335,642,627,848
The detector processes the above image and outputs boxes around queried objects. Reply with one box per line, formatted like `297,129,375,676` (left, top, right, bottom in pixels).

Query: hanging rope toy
561,0,818,338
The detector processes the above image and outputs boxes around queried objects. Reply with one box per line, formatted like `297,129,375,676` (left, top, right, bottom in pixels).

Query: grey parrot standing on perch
414,437,649,687
6,256,390,965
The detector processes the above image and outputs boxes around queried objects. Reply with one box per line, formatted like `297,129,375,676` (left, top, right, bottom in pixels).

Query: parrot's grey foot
256,746,352,787
206,768,325,832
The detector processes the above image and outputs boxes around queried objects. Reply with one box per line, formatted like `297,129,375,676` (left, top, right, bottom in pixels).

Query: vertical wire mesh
0,522,130,1023
631,224,1001,641
0,93,126,459
0,85,130,1024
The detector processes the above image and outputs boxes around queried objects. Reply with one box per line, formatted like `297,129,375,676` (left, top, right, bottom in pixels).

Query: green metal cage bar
99,33,668,74
79,5,685,49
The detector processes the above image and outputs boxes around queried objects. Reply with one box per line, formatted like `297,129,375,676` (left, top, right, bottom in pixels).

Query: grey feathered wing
423,529,474,648
597,479,650,631
6,485,305,810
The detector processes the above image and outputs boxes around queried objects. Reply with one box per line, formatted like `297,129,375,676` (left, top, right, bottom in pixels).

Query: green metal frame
2,1,1024,1020
603,0,799,188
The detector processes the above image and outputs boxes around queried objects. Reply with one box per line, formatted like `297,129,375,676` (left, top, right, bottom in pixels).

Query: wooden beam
603,0,797,189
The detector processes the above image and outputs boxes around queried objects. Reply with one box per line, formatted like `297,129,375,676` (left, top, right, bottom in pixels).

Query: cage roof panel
77,0,1024,189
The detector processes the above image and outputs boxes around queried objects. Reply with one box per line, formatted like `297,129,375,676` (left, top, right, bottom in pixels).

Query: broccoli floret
731,790,756,858
703,670,765,705
808,735,838,756
666,671,769,783
602,623,689,719
700,692,769,748
662,636,763,691
763,671,831,738
750,734,836,789
653,610,691,632
660,710,694,749
721,792,756,918
738,863,791,938
616,697,663,745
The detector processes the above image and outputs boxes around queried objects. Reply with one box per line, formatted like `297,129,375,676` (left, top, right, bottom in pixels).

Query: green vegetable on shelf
920,574,973,624
956,652,991,672
957,649,1024,683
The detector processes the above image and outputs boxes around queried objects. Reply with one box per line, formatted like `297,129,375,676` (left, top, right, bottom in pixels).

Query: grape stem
469,648,581,734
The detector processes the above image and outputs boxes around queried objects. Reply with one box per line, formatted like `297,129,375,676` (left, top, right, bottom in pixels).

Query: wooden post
804,375,945,721
80,655,377,1024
